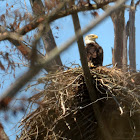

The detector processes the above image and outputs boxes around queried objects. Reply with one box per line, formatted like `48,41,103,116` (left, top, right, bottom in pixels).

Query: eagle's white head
84,34,98,44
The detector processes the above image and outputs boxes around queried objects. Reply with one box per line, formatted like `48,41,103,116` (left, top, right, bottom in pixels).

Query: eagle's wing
85,42,103,67
97,44,103,66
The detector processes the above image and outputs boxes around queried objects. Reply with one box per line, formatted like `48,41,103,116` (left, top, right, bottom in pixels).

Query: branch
93,0,117,4
135,0,140,9
0,26,23,41
1,27,59,73
0,25,57,72
9,39,57,72
16,2,110,36
0,0,127,109
71,3,112,140
93,0,114,10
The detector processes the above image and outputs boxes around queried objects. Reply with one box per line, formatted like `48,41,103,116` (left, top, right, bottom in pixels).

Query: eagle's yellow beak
93,35,98,39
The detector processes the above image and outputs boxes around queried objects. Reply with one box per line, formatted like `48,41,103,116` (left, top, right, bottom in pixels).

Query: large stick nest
19,66,140,140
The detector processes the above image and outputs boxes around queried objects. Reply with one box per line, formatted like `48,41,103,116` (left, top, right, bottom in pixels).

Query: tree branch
71,2,112,139
0,26,23,41
135,0,140,9
94,0,117,4
0,25,57,72
16,2,110,36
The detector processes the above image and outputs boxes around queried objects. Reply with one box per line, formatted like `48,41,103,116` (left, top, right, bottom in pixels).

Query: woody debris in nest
18,66,140,140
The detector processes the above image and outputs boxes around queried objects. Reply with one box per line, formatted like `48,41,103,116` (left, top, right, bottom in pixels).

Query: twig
59,91,66,115
79,97,112,110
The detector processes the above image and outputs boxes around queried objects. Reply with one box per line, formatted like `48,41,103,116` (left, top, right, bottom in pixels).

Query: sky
52,3,140,69
0,0,140,139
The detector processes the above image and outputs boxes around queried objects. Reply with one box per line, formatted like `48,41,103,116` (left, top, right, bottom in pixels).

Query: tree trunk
29,0,63,70
122,21,129,72
111,8,125,69
129,0,136,72
71,2,112,139
93,0,125,69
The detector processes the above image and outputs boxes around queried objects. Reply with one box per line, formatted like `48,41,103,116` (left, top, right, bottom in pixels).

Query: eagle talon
88,62,96,68
90,63,95,67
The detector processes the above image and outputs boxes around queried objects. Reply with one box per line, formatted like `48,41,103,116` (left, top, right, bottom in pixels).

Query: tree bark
129,0,136,72
122,21,129,72
111,9,125,69
71,2,112,139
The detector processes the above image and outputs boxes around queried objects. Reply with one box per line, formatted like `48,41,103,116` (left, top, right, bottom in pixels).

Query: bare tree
0,0,134,139
111,9,125,68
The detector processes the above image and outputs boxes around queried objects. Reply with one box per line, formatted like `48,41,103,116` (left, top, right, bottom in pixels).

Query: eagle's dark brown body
85,42,103,67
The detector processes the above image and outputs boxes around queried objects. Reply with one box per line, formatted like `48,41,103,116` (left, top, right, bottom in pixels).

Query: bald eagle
85,34,103,68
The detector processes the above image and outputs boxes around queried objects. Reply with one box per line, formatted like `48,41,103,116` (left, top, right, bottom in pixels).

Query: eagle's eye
92,35,98,39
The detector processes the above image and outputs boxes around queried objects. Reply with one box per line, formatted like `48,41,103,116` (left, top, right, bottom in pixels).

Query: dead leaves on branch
0,96,27,122
0,61,5,71
0,51,16,72
45,0,60,11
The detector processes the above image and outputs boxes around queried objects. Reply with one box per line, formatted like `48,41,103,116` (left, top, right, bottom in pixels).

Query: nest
18,66,140,140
